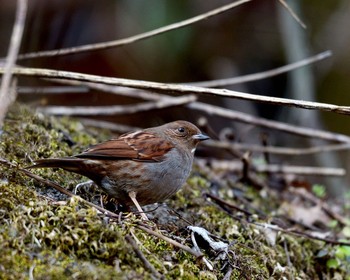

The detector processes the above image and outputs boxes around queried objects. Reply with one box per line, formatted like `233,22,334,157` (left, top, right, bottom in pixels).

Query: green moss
0,103,349,279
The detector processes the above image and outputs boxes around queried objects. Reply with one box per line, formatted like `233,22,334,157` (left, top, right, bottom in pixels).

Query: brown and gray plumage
28,120,209,217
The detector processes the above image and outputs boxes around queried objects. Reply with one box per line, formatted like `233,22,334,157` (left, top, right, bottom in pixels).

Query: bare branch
16,0,252,60
189,102,350,143
81,119,140,133
37,95,196,116
253,222,350,246
0,0,27,126
2,66,350,115
28,51,331,93
9,68,350,143
188,51,331,87
17,86,88,94
197,158,345,176
278,0,306,29
204,140,350,156
10,68,350,143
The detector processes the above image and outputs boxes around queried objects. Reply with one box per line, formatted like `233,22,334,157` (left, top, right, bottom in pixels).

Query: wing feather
75,131,174,162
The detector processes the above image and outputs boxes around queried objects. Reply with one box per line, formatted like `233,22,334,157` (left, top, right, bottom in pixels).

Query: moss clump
0,182,141,279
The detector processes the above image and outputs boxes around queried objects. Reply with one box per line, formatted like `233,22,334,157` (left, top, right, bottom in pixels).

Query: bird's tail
26,158,84,173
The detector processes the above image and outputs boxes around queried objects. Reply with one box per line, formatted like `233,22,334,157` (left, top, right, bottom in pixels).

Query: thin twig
239,152,266,189
289,188,350,226
204,192,254,217
16,0,252,60
222,266,233,280
43,78,350,143
207,190,350,246
197,158,346,176
283,239,295,280
189,102,350,142
37,95,196,116
253,222,350,246
3,67,350,116
81,119,140,133
125,234,163,278
204,140,350,156
48,78,165,101
42,50,331,94
278,0,307,29
0,157,121,219
188,51,330,87
136,224,203,259
17,86,88,94
0,0,27,126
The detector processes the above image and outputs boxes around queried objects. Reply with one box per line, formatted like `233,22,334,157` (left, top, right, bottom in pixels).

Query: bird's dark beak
192,133,210,141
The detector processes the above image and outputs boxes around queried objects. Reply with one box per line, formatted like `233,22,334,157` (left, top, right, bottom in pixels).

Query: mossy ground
0,104,349,279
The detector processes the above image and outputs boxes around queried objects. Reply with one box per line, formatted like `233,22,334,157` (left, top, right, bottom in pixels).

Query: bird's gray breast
141,147,193,203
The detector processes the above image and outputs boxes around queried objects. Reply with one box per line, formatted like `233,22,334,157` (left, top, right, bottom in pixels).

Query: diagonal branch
188,51,331,87
16,0,252,60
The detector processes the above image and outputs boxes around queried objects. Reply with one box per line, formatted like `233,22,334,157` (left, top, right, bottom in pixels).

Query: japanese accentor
28,120,209,218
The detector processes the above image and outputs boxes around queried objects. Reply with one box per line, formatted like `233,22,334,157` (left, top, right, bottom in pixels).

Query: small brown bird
28,120,209,219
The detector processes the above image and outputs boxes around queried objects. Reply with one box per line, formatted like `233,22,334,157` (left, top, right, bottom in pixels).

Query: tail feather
27,158,84,173
26,158,105,184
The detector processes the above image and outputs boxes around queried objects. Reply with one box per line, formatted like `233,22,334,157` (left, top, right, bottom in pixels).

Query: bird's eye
177,127,185,133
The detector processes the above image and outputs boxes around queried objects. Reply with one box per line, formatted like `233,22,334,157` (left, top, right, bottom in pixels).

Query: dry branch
125,235,162,278
38,95,196,116
16,0,252,60
278,0,306,28
188,51,331,87
10,68,350,143
0,0,27,126
188,102,350,143
2,66,350,115
197,158,345,176
204,140,350,156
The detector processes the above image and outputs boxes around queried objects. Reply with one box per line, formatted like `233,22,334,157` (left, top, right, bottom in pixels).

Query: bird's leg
128,191,148,220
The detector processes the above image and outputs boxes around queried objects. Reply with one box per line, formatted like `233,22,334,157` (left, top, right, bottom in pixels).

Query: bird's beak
192,133,210,141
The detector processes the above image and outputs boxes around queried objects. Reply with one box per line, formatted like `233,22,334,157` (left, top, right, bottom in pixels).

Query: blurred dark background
1,0,350,194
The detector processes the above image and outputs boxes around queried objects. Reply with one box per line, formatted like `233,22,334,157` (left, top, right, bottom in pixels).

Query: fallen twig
289,188,350,226
239,152,267,189
0,157,120,219
206,189,350,246
253,222,350,246
136,224,203,258
204,192,255,217
125,234,163,278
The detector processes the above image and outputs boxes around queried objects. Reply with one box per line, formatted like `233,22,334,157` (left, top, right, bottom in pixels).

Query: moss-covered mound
0,104,349,279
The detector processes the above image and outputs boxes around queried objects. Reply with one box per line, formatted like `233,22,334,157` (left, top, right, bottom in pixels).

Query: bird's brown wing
76,131,174,162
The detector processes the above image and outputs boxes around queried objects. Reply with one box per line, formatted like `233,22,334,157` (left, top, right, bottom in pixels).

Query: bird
28,120,209,220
